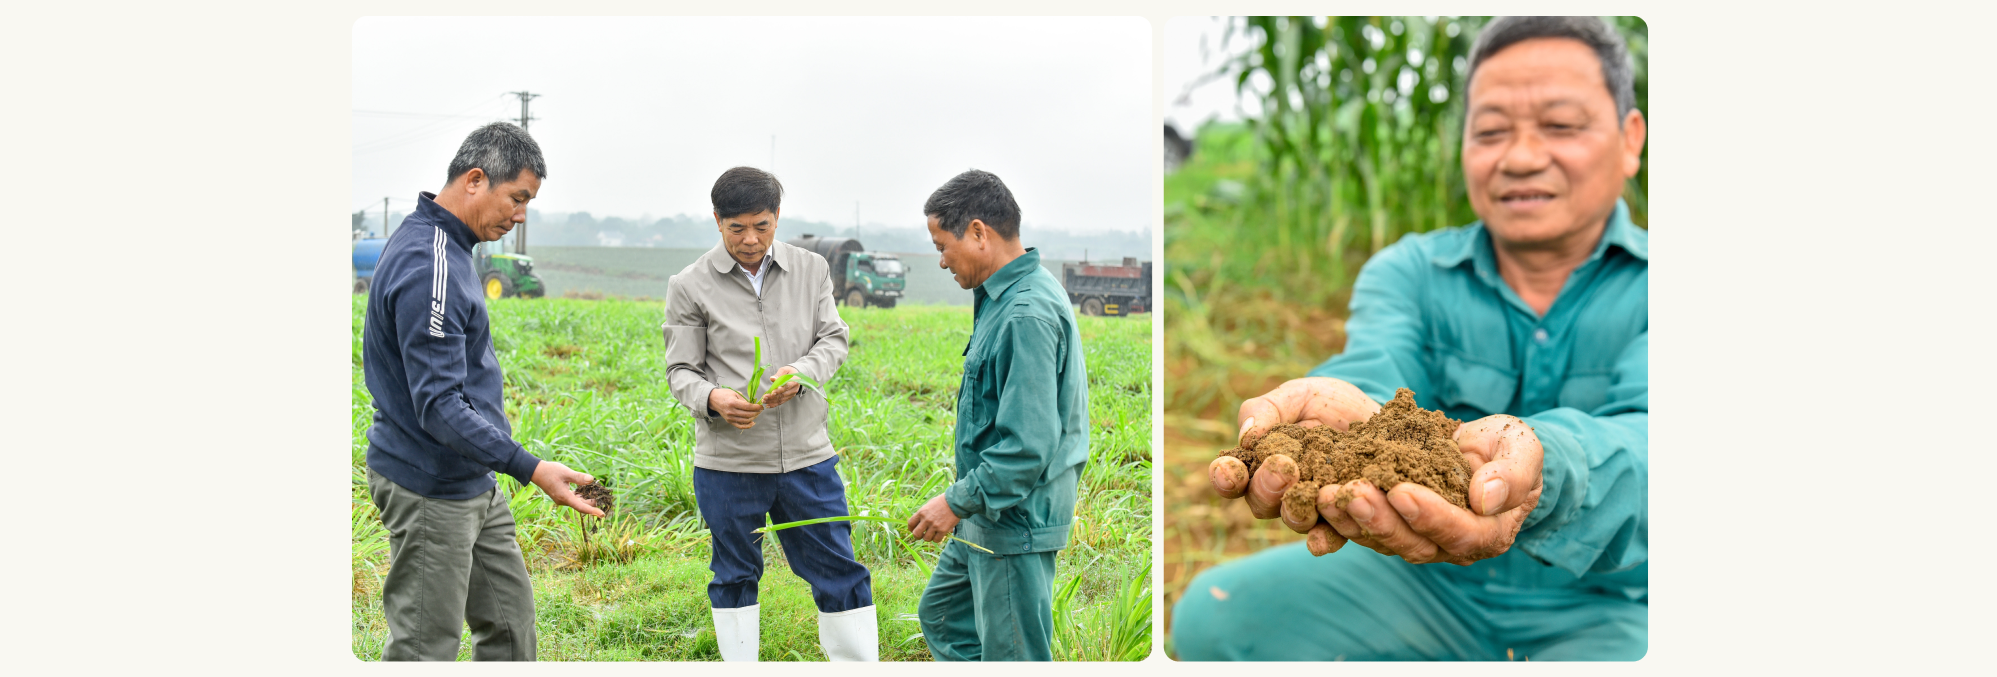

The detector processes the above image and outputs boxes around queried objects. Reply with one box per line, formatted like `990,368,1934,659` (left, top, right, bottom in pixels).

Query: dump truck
1062,256,1151,317
787,234,906,308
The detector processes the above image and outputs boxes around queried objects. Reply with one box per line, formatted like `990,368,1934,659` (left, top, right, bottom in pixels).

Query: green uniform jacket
1310,199,1647,596
944,248,1091,555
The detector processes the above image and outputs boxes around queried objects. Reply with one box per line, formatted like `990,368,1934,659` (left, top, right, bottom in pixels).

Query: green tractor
475,230,545,299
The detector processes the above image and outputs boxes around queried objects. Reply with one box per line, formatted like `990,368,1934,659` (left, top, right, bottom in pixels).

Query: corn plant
718,336,832,404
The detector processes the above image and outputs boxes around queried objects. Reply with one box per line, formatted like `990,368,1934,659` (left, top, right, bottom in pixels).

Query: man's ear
1621,109,1647,179
968,219,988,248
714,211,723,229
463,167,488,194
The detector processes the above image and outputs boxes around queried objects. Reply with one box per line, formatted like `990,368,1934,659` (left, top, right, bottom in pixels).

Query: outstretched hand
1205,377,1543,564
531,460,606,517
1314,416,1543,564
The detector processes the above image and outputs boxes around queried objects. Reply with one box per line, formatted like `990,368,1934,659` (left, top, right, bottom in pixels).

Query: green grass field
525,245,1110,308
351,297,1153,661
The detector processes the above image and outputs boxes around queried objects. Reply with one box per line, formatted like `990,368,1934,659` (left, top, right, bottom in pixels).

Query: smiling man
907,169,1090,662
661,166,873,661
1173,17,1649,661
362,122,604,661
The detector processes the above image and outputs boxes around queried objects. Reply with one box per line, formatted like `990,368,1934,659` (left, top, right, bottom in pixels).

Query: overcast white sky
352,17,1150,233
1163,16,1261,133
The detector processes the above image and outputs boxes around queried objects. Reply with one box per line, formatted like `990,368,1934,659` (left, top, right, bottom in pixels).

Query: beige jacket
662,240,849,473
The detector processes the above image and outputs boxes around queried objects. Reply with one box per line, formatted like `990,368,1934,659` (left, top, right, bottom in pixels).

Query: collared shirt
944,248,1091,554
662,240,849,473
742,255,774,296
1310,199,1647,597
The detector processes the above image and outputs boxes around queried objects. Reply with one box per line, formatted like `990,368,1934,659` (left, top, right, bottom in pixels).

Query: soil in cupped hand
1219,388,1472,517
576,482,616,513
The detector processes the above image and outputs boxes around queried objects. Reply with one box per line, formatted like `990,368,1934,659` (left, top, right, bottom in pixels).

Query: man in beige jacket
661,166,874,662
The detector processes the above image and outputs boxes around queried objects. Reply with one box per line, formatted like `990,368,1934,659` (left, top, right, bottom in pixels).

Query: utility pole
511,91,539,132
511,90,539,254
384,197,391,237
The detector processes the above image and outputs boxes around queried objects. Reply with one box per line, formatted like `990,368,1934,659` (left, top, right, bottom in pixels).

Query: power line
352,94,506,150
352,109,490,119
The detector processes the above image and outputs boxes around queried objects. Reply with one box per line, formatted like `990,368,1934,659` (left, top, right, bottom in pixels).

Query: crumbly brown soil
576,482,616,513
1219,388,1471,512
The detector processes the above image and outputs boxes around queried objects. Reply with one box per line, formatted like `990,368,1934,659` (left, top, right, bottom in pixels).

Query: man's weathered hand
906,493,962,543
1317,415,1544,565
760,366,805,409
1205,377,1380,555
531,461,606,517
709,387,766,429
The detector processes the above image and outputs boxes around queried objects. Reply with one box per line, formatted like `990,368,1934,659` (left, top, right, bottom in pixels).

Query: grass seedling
723,337,833,404
755,515,994,554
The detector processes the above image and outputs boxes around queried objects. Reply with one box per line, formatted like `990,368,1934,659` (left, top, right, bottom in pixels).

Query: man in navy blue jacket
363,122,603,661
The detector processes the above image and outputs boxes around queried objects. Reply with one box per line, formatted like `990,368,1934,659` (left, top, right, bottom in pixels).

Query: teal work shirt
1309,200,1647,597
944,248,1091,555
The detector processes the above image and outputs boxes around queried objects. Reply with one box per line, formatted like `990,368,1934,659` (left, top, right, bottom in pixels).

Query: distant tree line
351,208,1149,261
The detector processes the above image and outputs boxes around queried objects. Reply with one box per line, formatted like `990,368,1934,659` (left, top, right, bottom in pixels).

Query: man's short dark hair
711,167,784,219
924,169,1021,241
1468,16,1636,122
445,122,547,187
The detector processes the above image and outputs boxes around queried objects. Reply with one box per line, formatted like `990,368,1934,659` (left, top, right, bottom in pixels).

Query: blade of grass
755,515,994,554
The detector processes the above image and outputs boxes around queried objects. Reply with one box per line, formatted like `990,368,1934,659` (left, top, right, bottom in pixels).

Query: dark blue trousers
694,456,873,613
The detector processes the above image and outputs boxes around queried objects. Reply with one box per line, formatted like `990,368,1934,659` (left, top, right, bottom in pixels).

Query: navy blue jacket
363,192,540,499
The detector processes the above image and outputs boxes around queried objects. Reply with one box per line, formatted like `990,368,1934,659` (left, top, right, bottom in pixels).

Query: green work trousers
918,538,1058,661
368,468,537,661
1172,543,1646,661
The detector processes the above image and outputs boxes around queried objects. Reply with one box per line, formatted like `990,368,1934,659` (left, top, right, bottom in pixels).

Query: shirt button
1533,328,1550,345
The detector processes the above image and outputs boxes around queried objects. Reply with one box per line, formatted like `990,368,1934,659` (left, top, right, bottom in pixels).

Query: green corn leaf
754,514,993,554
745,337,766,402
767,371,833,404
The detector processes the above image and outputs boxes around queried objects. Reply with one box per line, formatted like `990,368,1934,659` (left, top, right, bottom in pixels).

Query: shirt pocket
1438,352,1518,417
1557,371,1613,413
956,351,993,432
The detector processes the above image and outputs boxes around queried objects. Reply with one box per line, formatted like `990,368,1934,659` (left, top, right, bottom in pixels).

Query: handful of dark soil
1219,388,1472,518
576,482,616,513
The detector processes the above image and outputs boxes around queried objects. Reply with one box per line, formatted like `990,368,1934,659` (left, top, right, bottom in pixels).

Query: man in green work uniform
1174,17,1648,660
906,169,1089,661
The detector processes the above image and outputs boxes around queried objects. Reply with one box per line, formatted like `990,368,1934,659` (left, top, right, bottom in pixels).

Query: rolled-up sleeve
945,316,1063,520
663,274,719,420
1517,331,1648,577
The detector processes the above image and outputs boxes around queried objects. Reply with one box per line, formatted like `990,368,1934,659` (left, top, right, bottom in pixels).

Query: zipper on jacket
757,295,784,471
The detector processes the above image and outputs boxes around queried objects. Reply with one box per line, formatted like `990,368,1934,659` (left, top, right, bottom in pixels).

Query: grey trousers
368,468,537,661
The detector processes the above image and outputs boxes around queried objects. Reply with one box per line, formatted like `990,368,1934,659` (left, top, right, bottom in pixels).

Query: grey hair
1469,16,1636,122
445,122,547,188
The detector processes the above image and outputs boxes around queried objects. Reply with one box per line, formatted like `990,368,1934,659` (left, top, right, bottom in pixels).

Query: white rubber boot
712,604,760,662
818,605,879,662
